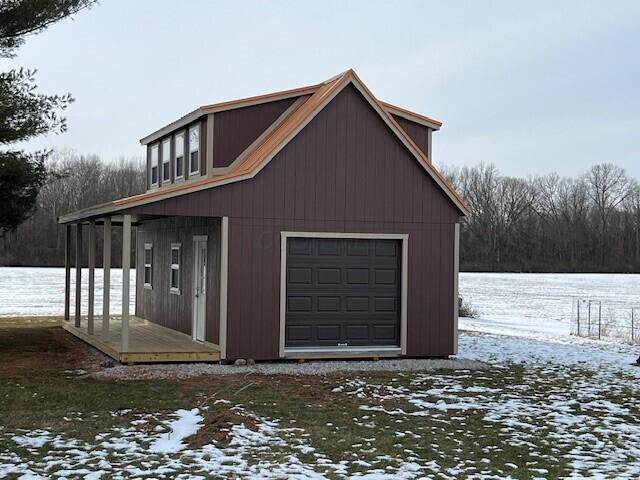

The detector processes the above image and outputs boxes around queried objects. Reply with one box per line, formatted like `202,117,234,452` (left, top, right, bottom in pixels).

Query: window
174,132,185,180
144,243,153,289
149,145,159,187
189,125,200,175
170,243,181,294
162,138,171,184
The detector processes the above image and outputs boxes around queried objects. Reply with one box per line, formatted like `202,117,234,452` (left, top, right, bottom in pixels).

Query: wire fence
571,299,640,344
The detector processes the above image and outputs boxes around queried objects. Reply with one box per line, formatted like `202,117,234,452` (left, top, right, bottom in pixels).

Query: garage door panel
288,267,312,284
287,325,313,341
346,239,370,256
317,324,341,341
345,324,369,342
373,324,398,341
318,239,341,256
288,238,313,255
317,296,341,312
375,240,398,257
374,296,397,312
374,269,397,284
346,268,369,284
287,296,312,312
346,296,370,312
317,268,341,284
285,237,401,349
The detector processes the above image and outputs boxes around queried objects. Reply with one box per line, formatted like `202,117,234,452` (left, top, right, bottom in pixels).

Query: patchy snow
148,408,202,454
3,269,640,477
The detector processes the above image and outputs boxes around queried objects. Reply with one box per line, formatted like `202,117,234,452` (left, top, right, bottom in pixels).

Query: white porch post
88,221,96,334
121,215,132,351
453,222,460,355
102,217,111,339
74,223,83,327
64,224,71,321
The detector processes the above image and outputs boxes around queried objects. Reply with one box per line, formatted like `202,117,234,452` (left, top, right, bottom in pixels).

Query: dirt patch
186,408,258,448
0,326,107,376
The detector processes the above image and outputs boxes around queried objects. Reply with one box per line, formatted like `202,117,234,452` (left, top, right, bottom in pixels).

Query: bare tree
584,164,631,267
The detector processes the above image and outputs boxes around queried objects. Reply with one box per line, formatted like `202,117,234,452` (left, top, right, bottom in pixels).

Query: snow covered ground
0,267,135,317
460,272,640,340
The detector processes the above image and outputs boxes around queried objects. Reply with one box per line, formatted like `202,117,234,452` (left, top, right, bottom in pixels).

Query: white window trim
143,243,153,290
161,138,171,185
174,131,185,181
188,124,200,176
170,243,181,295
149,144,159,188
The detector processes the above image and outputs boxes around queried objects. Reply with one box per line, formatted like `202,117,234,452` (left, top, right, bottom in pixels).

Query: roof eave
58,201,120,224
139,83,323,146
140,108,204,145
380,101,443,130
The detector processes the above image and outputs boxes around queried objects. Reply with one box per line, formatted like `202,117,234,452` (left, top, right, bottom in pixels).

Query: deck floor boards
63,316,220,364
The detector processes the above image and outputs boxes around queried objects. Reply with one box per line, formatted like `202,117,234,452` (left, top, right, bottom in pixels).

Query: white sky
6,0,640,177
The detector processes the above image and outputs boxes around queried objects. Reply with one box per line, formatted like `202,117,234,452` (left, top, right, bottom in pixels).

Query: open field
1,325,639,479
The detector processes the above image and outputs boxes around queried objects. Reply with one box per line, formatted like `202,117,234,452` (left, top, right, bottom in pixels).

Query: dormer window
149,144,159,187
174,132,185,180
162,138,171,184
189,125,200,176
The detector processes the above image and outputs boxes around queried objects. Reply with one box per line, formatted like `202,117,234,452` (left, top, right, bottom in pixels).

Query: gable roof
59,70,469,224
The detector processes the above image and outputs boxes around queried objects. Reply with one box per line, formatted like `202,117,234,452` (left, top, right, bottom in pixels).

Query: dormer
142,118,206,192
140,77,443,192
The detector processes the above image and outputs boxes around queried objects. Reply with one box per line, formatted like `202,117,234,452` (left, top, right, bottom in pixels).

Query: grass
0,327,192,442
1,325,638,479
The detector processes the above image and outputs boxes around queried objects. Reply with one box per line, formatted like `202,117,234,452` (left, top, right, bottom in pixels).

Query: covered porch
60,212,221,364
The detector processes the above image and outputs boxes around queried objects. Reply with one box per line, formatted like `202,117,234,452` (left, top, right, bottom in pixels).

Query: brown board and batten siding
135,217,221,345
212,97,299,169
127,83,461,360
392,114,431,160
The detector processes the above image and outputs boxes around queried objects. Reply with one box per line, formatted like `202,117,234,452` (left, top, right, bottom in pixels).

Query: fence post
632,308,635,343
588,301,592,337
577,300,580,337
598,301,602,340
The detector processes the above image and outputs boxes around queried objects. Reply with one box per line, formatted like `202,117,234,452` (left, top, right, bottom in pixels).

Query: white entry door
192,236,207,342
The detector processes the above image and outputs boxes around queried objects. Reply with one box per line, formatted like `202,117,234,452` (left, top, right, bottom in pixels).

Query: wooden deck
62,316,220,364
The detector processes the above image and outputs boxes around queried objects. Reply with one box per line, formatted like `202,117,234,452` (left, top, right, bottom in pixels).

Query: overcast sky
7,0,640,177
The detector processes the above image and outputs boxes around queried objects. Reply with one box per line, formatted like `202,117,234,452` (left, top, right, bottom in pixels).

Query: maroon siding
135,217,220,344
213,97,299,168
128,83,461,360
393,114,430,159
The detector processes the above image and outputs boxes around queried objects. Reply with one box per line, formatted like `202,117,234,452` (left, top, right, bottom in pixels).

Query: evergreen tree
0,0,97,236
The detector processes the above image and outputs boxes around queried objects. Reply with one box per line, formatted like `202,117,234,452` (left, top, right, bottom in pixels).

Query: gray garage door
285,237,401,349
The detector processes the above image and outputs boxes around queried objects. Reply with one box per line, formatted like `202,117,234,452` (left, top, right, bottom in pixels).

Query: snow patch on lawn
148,408,202,454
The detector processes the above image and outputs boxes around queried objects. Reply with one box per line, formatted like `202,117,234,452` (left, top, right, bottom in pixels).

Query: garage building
58,69,470,364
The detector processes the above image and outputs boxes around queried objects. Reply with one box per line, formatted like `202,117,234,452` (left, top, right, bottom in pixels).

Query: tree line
1,153,639,272
0,151,144,267
443,163,640,272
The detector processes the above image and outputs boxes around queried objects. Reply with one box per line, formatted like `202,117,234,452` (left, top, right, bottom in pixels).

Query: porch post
102,217,111,339
453,222,460,355
64,224,71,321
87,220,96,335
74,223,83,327
121,214,132,351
